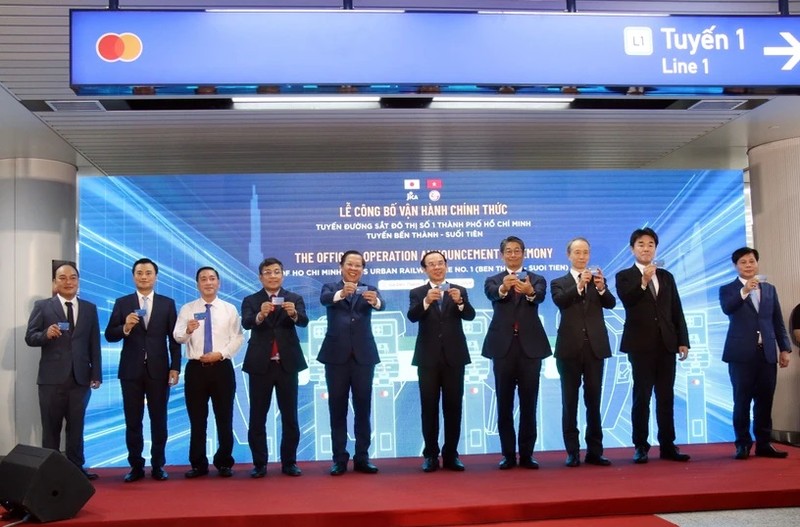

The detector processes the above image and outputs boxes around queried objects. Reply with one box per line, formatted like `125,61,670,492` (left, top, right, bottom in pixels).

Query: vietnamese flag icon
426,179,443,190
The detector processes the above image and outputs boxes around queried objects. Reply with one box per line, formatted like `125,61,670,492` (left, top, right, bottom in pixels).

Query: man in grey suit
25,262,102,480
551,238,616,467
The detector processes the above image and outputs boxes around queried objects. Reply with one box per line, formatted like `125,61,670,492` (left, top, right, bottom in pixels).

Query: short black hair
132,258,159,275
52,260,77,280
259,257,284,274
195,266,219,281
340,250,366,268
420,250,447,268
500,236,525,253
731,247,759,264
629,227,659,247
53,262,79,279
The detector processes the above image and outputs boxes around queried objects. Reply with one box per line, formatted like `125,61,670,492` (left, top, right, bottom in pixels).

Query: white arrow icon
764,32,800,70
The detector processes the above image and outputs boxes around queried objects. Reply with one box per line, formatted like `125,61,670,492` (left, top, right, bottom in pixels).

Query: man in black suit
482,236,552,470
551,238,616,467
317,250,385,476
241,257,309,478
105,258,181,482
615,227,690,464
407,251,476,473
25,263,102,480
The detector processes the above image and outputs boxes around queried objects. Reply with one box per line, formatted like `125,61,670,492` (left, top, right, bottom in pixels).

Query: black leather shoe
584,454,612,466
755,444,789,458
734,445,751,460
281,464,302,477
81,469,99,481
353,461,379,474
217,466,234,478
519,456,539,469
250,465,267,478
422,457,439,473
565,453,580,467
184,467,209,479
498,456,517,470
659,447,690,462
123,469,145,483
151,468,168,481
330,462,347,476
443,457,465,471
633,447,648,464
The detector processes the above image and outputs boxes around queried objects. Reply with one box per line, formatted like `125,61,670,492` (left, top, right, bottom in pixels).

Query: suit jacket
316,280,385,365
719,278,791,364
615,265,689,354
104,292,182,380
241,287,309,374
407,282,476,368
25,296,102,386
551,272,616,360
481,270,552,359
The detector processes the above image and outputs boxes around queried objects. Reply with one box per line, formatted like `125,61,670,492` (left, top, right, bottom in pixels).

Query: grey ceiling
2,0,800,176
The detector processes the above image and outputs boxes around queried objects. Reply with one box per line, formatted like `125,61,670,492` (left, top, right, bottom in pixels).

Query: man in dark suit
25,262,102,480
317,250,385,476
615,227,690,464
551,238,616,467
482,236,552,470
105,258,181,482
719,247,791,460
407,250,476,473
241,257,309,478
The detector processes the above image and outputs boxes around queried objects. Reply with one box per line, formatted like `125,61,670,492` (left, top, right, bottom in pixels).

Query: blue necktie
203,303,213,354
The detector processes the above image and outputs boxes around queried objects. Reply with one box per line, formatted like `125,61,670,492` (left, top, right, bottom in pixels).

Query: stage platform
2,443,798,527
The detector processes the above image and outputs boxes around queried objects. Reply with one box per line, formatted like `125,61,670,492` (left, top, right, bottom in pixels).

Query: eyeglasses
426,261,447,268
260,270,283,276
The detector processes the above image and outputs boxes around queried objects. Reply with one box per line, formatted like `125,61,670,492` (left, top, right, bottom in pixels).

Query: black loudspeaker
0,444,95,523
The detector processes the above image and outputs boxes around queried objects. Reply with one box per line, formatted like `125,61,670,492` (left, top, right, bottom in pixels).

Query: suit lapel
50,296,66,322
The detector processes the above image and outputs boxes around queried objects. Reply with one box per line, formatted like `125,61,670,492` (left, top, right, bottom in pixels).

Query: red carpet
2,443,797,527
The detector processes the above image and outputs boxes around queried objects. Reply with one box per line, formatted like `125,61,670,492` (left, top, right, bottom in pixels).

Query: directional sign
70,10,800,89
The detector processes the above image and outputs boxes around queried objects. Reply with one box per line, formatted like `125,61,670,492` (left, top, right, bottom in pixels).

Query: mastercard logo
96,32,142,63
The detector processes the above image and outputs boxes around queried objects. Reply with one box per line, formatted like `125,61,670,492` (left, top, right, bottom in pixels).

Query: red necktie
269,295,279,359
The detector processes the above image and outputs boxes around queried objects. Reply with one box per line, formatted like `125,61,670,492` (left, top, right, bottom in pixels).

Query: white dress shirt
174,296,244,360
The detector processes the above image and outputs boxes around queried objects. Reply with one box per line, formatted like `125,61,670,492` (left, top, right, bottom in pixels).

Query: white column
747,137,800,434
0,158,77,454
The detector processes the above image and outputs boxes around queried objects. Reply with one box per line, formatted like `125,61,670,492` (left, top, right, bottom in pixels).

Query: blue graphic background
78,169,745,467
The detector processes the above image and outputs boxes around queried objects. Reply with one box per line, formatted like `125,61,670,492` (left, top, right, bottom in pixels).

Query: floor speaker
0,444,95,523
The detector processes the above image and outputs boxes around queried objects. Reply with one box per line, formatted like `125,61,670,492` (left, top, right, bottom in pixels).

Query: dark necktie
65,301,75,332
269,296,279,360
647,280,657,299
203,303,213,355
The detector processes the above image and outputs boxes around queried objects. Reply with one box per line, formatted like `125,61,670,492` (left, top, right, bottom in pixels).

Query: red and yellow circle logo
96,33,143,63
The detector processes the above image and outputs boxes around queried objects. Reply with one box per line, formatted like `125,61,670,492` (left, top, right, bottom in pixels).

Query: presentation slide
78,169,745,467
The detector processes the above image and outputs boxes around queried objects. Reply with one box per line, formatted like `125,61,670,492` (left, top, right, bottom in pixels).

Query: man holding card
174,267,243,478
615,227,690,464
318,250,385,476
25,262,102,480
407,250,476,472
105,258,181,482
482,236,552,470
241,257,309,478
